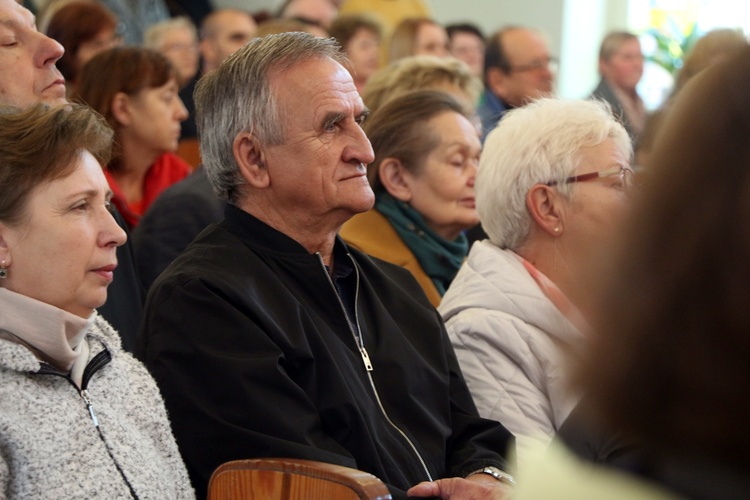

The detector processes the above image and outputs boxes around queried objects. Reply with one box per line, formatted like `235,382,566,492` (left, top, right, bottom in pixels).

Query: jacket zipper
317,252,434,482
37,350,139,499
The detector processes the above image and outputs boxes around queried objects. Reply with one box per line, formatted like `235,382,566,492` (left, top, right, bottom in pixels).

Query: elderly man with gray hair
137,32,514,500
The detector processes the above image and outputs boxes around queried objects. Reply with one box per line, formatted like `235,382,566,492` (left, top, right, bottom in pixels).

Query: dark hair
74,46,176,167
445,22,484,43
75,47,175,127
484,26,522,77
579,47,750,466
45,1,118,82
328,14,382,49
0,104,113,225
364,89,472,194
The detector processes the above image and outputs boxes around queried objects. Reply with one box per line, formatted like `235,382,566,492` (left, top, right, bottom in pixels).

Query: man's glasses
545,166,637,193
508,56,558,74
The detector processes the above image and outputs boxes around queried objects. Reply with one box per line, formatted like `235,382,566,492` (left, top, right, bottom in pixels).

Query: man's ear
378,158,412,202
199,39,217,69
233,131,270,189
526,183,565,237
110,92,132,127
486,67,507,98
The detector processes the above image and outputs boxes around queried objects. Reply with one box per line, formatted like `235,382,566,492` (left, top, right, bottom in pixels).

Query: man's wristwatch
467,466,516,486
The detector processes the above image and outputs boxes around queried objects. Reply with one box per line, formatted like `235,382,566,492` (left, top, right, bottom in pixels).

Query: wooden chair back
176,138,201,169
207,458,392,500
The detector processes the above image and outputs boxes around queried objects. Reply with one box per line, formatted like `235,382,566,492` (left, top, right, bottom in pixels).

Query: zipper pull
360,347,373,372
81,389,100,428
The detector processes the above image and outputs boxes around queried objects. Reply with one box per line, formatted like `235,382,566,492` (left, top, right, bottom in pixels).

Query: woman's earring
553,227,561,234
0,259,7,279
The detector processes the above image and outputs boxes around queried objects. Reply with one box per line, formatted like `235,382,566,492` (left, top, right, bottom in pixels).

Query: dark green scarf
375,192,468,295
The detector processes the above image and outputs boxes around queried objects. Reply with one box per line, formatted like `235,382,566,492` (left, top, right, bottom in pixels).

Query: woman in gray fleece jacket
0,104,193,499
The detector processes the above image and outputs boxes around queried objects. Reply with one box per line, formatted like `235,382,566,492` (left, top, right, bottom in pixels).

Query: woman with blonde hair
362,54,482,112
388,17,448,63
329,14,382,93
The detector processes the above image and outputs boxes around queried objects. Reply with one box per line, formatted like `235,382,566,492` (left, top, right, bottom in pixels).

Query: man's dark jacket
132,168,224,292
137,204,513,499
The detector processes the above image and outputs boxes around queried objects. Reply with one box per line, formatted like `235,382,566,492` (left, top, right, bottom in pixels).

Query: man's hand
406,476,513,499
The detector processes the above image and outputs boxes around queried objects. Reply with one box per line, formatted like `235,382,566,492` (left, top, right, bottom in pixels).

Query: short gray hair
476,98,631,250
194,32,347,203
598,31,638,63
144,16,197,50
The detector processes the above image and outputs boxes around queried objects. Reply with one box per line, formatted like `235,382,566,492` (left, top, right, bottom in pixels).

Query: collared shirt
476,89,512,142
328,244,358,330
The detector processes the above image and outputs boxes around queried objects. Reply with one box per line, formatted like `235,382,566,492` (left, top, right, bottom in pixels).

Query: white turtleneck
0,288,94,388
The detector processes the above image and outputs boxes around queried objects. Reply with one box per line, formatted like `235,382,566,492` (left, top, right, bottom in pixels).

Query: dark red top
105,152,191,229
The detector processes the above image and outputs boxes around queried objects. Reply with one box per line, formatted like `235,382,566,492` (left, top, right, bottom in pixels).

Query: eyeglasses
546,166,638,193
508,56,558,74
80,33,123,52
163,41,199,54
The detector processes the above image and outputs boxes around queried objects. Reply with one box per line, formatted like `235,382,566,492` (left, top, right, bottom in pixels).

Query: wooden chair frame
207,458,393,500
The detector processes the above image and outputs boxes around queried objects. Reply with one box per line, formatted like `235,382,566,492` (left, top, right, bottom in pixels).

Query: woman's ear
378,158,412,202
110,92,132,127
527,183,565,237
0,224,12,269
233,131,269,189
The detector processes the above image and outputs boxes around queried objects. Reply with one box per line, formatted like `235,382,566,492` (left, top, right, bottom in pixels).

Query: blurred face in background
345,27,380,87
492,28,554,107
414,22,448,58
116,78,188,158
75,27,121,73
600,38,643,93
201,10,257,72
449,31,485,78
160,26,199,86
281,0,338,29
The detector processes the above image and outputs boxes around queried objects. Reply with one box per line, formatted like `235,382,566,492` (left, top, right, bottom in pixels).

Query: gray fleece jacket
0,315,194,499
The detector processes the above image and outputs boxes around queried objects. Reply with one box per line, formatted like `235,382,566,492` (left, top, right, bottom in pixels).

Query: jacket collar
223,203,352,260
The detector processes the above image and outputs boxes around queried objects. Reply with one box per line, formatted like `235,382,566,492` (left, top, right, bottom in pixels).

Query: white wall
430,0,634,99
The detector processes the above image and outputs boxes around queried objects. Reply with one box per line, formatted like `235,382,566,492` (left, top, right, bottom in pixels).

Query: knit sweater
0,307,194,499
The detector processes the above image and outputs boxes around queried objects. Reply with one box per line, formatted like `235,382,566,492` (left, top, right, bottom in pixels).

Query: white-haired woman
439,98,634,463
